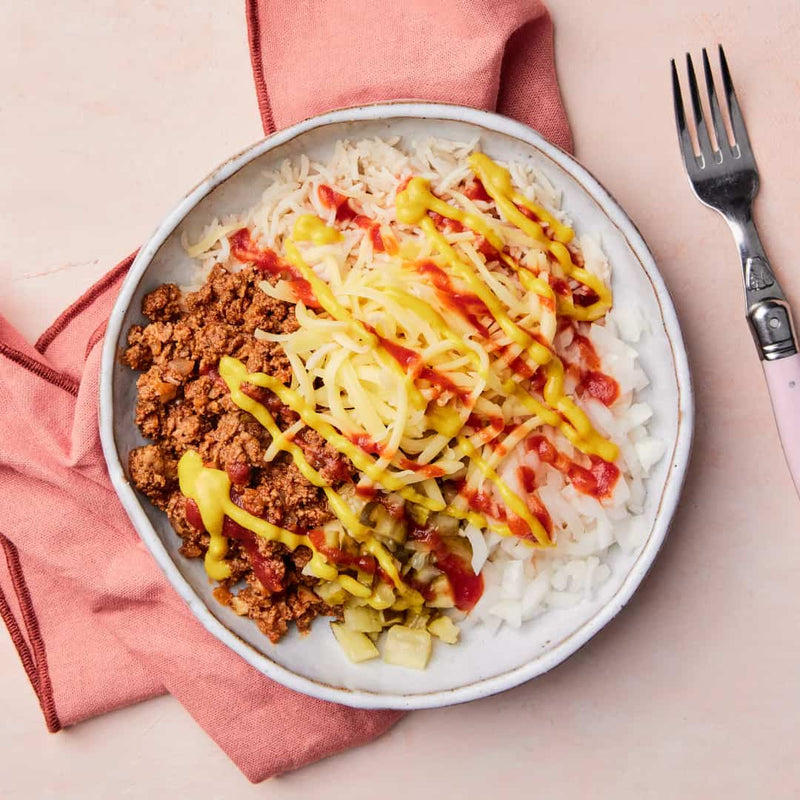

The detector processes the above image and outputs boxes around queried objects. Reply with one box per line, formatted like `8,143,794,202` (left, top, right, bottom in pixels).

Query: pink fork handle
763,353,800,493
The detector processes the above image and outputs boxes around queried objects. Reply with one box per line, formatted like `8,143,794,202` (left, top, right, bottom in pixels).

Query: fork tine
671,59,697,169
701,48,725,160
719,44,751,158
685,53,713,163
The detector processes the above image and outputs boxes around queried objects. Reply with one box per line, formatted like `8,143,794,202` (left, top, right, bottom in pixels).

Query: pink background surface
2,1,800,796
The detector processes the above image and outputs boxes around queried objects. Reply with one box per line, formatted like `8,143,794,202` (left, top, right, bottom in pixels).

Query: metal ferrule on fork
728,209,798,360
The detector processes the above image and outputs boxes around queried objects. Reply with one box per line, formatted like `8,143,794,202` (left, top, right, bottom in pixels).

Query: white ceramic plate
99,103,693,710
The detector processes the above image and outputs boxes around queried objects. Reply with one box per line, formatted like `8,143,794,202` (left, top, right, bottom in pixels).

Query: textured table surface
2,1,800,797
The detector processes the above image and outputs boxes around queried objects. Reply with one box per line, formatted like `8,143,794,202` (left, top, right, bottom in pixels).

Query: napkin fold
0,0,571,782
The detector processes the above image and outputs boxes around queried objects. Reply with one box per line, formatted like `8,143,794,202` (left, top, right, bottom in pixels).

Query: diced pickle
382,625,432,670
428,511,460,536
359,501,379,527
343,602,383,633
356,569,374,586
331,623,379,663
428,615,460,644
404,609,431,630
381,608,405,627
407,503,429,526
372,504,407,543
314,581,348,606
391,596,413,612
426,574,455,608
369,581,395,610
321,524,342,549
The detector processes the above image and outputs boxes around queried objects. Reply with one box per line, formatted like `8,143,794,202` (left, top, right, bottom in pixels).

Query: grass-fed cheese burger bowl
100,103,693,709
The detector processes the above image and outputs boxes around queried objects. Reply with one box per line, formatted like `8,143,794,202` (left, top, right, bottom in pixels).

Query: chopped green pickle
331,623,379,663
382,625,432,670
428,615,460,644
343,602,383,633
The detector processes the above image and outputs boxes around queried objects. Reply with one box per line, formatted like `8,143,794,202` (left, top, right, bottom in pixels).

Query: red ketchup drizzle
187,495,289,594
527,435,620,499
516,466,553,536
476,236,501,261
428,211,465,234
568,331,619,407
429,211,499,261
464,178,492,203
579,371,620,406
550,276,570,297
363,322,468,403
466,413,505,444
572,332,600,370
225,462,251,487
229,228,320,309
459,477,552,542
530,368,547,394
459,484,504,519
307,529,377,574
318,184,357,222
573,284,600,307
407,527,483,612
516,204,540,222
518,465,537,493
353,215,385,252
222,516,288,593
548,275,600,309
417,261,492,337
348,433,445,478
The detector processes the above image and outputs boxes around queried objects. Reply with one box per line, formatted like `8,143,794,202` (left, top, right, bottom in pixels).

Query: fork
672,45,800,493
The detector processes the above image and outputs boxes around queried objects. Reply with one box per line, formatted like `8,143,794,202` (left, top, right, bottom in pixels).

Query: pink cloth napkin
0,0,571,783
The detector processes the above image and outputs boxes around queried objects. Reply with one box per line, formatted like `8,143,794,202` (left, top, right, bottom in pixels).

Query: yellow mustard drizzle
292,214,343,245
218,356,424,604
456,436,551,546
395,175,619,463
419,215,553,366
398,176,506,252
396,177,557,314
177,450,337,581
217,356,514,538
383,286,576,459
468,153,612,322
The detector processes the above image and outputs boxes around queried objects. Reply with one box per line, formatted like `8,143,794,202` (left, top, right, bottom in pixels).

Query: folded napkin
0,0,571,783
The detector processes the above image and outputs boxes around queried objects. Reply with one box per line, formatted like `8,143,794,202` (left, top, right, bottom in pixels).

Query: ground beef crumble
123,263,352,642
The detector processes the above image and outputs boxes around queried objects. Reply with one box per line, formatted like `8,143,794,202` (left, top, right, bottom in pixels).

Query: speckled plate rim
99,102,694,710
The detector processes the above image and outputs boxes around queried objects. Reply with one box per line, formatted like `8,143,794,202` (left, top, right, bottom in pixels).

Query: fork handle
764,353,800,493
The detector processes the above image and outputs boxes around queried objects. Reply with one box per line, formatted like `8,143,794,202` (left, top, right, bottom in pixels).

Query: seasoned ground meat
124,260,351,643
165,492,208,558
128,444,177,509
215,582,338,644
294,427,353,485
235,457,333,530
142,283,182,322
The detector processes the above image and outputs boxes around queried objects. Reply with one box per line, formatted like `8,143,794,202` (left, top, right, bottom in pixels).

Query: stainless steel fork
672,46,800,492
